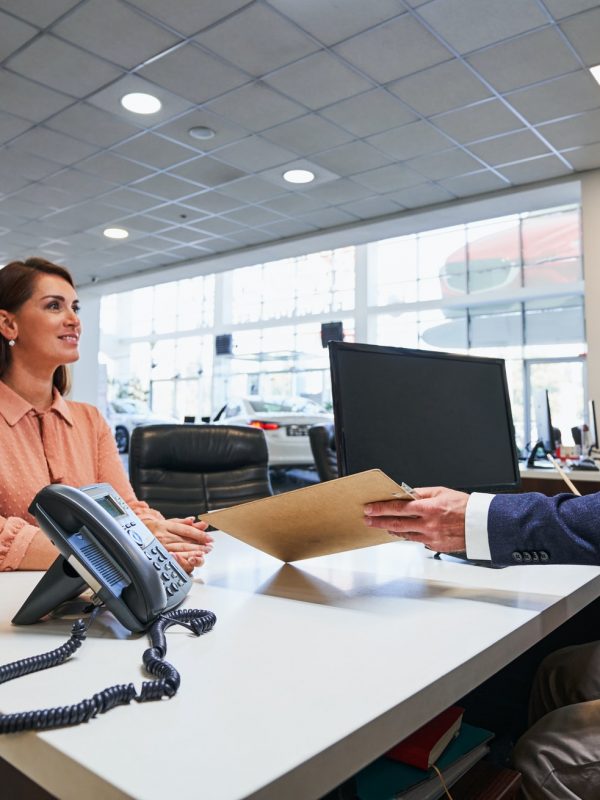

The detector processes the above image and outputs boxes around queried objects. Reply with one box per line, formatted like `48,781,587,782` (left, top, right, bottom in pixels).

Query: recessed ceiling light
283,168,315,184
188,126,216,140
120,92,161,114
103,227,129,240
590,64,600,86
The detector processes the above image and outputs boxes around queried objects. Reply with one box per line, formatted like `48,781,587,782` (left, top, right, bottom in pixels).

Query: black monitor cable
0,606,216,734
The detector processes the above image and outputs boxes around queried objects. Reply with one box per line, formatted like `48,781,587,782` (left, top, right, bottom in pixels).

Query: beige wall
582,171,600,405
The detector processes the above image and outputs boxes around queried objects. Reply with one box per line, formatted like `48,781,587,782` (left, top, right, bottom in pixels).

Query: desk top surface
1,535,599,800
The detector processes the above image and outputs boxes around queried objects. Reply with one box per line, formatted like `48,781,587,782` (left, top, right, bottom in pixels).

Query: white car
213,396,333,467
106,399,178,454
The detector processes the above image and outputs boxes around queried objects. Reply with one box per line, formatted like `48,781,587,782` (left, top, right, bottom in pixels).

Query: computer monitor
532,389,556,455
328,341,520,493
588,399,598,451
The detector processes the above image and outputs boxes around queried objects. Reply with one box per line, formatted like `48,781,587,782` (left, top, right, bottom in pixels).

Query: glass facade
99,204,585,448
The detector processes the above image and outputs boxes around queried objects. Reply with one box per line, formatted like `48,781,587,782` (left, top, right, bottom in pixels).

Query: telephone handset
12,482,192,632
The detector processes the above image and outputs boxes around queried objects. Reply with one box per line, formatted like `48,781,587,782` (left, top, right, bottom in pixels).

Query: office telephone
1,483,216,734
13,482,192,632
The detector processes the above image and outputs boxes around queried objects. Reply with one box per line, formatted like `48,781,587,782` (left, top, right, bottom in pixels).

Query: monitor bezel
328,340,521,494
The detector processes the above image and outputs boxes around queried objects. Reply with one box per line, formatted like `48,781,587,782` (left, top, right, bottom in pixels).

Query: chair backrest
129,424,273,518
308,424,338,482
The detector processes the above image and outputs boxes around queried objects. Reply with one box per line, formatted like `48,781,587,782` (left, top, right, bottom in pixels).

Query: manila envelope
198,469,414,562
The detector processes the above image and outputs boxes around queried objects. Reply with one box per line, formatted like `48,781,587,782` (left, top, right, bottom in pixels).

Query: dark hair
0,258,76,395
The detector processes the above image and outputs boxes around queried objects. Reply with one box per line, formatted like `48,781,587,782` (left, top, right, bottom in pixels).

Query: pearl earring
8,340,15,347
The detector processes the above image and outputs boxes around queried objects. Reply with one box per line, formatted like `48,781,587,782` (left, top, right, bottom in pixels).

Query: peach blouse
0,380,162,571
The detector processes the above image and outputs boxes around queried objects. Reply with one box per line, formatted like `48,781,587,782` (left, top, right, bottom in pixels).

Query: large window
99,204,585,450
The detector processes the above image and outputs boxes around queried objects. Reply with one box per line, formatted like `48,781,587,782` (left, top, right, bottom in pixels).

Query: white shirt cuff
465,493,495,561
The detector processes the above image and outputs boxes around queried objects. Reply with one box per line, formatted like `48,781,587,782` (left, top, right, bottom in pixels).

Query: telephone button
131,531,143,546
153,561,162,571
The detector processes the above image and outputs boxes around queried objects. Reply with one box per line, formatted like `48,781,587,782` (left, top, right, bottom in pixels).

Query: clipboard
198,469,415,562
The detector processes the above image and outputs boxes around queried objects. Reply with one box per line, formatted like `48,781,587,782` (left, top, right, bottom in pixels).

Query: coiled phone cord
0,607,216,733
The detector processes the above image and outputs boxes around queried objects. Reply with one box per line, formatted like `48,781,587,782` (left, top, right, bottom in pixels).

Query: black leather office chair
308,424,338,482
129,424,273,518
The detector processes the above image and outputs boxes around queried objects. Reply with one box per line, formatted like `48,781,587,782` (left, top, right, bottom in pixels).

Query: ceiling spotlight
103,227,129,240
590,64,600,86
120,92,161,114
283,168,315,184
188,126,216,140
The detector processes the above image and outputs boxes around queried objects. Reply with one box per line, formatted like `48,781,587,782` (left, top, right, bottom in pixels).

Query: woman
0,257,212,572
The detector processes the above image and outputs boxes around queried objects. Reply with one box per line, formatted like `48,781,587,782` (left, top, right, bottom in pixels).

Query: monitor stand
527,440,550,468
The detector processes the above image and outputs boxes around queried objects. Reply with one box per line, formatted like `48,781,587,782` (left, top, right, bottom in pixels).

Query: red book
386,706,465,770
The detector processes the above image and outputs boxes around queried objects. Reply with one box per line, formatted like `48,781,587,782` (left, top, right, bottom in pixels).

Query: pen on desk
546,453,582,497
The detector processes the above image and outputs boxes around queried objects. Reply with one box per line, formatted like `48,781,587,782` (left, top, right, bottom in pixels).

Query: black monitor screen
589,399,598,450
533,389,556,453
329,341,520,493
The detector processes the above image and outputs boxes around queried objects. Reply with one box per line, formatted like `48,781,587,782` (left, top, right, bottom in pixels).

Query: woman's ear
0,310,17,342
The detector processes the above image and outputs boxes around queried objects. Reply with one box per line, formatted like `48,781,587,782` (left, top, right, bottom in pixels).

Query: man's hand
364,486,468,553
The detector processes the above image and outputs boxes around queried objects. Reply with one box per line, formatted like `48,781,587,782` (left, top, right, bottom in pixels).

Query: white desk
1,535,599,800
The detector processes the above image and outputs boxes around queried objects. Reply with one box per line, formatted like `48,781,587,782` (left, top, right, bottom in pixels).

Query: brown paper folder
198,469,414,562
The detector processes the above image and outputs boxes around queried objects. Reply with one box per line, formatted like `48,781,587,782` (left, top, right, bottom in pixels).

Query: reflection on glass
528,361,585,447
522,208,581,288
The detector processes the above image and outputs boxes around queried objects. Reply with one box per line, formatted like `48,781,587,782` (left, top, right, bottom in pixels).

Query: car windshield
111,399,149,414
248,397,326,414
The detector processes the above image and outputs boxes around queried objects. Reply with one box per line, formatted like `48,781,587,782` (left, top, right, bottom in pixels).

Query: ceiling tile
213,135,297,171
12,183,72,210
126,0,253,36
301,177,373,204
113,133,196,169
181,191,243,214
154,109,248,151
259,218,319,237
537,109,600,149
368,121,451,160
264,52,372,110
560,7,600,66
544,0,600,19
146,204,208,225
320,89,418,137
262,192,328,215
261,114,353,155
439,170,510,196
406,147,483,180
388,59,491,117
225,229,273,246
417,0,548,54
225,205,287,227
265,0,402,46
339,196,403,218
561,142,600,171
78,152,151,183
190,217,244,236
498,154,573,183
131,174,199,201
46,102,139,148
351,163,424,191
298,207,359,227
467,28,581,93
101,188,162,213
0,0,80,27
205,82,305,132
506,71,600,124
0,111,32,146
41,169,117,200
0,70,72,122
7,34,123,97
384,182,456,207
138,43,249,105
467,130,552,166
0,147,62,180
0,195,47,219
53,0,180,70
431,99,524,142
0,10,37,59
112,213,168,235
312,141,392,176
196,4,318,77
171,156,246,187
10,126,98,165
218,176,287,203
88,76,193,131
334,16,452,84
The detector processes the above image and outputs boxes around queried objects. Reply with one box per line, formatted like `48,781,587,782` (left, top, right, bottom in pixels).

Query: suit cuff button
522,552,532,562
512,552,523,562
540,551,549,562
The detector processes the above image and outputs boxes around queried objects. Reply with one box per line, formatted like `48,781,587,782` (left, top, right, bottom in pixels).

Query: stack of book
354,707,493,800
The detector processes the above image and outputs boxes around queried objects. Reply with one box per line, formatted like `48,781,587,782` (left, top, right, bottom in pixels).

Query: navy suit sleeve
488,491,600,567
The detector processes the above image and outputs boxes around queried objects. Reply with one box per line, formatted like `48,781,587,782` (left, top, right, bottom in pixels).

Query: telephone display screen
95,494,125,519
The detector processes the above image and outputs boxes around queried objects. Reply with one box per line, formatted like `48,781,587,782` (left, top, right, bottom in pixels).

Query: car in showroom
106,399,178,454
213,396,333,467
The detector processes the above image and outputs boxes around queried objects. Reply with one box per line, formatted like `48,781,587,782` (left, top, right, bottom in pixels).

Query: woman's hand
364,486,469,554
145,517,213,574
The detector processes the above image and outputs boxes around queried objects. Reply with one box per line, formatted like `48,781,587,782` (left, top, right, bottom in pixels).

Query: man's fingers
364,499,417,517
365,515,424,535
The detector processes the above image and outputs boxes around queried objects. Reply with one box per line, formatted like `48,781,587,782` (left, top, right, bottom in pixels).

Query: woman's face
11,274,81,370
